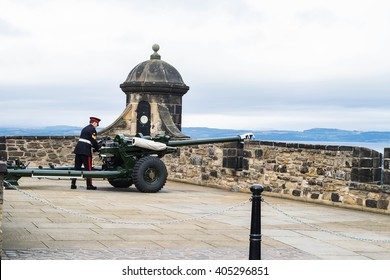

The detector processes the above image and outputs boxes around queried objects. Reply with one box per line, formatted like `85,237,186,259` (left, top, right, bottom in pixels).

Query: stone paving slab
1,247,318,260
2,178,390,260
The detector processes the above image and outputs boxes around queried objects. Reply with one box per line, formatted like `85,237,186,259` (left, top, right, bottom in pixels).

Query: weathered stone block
327,145,339,151
300,166,309,174
274,142,287,148
226,149,237,157
351,168,359,181
274,164,287,173
8,151,24,157
373,158,382,168
359,158,373,167
190,155,202,165
223,157,237,169
342,195,356,205
236,156,243,170
259,141,273,146
311,193,320,199
377,200,389,210
243,150,252,157
383,171,390,185
365,199,378,208
373,168,382,182
339,146,353,151
254,149,263,158
335,170,346,180
382,185,390,194
0,151,7,161
331,193,340,202
292,189,301,196
242,158,249,170
384,148,390,159
358,168,373,183
27,142,43,149
302,187,311,196
359,148,373,157
48,154,58,160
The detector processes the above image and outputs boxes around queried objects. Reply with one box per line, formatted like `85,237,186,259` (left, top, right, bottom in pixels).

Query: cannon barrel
167,135,242,147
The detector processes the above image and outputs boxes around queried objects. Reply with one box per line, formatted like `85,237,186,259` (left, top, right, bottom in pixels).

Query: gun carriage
5,133,251,193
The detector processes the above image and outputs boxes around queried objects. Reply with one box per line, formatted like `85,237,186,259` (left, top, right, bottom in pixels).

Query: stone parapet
2,136,77,167
164,140,389,213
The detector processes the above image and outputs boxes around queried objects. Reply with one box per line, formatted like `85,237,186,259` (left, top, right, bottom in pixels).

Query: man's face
92,121,99,128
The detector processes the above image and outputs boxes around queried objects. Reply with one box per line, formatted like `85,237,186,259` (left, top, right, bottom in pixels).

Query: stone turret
101,44,189,138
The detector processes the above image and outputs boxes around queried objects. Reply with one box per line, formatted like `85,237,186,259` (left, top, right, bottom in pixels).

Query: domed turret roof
120,44,189,94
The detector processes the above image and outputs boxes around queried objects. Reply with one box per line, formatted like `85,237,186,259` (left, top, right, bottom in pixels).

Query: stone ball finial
150,43,161,60
152,44,160,52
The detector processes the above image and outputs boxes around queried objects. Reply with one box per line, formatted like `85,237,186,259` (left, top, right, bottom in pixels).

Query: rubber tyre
108,178,133,188
132,157,167,193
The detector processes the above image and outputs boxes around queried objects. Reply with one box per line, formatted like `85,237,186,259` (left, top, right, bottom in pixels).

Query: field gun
5,133,252,193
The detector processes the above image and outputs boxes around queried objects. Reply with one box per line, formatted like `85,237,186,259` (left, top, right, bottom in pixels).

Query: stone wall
0,136,77,167
1,136,389,214
0,136,103,168
163,140,389,214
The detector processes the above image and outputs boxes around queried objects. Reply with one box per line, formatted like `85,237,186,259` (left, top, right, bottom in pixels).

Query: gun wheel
108,178,133,188
132,157,167,193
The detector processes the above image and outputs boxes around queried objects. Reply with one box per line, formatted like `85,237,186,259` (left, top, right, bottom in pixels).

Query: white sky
1,0,390,131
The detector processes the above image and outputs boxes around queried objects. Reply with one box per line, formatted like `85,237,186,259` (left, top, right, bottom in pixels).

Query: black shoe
71,185,77,189
87,185,97,190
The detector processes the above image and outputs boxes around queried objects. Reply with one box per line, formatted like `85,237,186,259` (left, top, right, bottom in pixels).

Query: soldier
71,117,101,190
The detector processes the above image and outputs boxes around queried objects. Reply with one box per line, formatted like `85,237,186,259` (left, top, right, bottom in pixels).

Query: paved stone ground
1,247,317,260
2,178,390,260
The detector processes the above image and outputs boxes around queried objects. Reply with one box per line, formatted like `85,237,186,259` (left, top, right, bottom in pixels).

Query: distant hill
182,127,390,143
1,126,390,143
0,126,82,136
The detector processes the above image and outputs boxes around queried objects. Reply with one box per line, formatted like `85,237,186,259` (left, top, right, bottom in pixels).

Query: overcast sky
1,0,390,132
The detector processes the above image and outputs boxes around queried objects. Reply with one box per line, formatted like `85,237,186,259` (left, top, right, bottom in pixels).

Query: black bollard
249,184,264,260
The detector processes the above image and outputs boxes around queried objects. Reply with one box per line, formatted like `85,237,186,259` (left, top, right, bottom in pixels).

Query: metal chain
4,182,250,225
262,199,390,243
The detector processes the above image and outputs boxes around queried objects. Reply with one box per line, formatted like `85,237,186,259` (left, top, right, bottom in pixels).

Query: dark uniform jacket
74,124,99,156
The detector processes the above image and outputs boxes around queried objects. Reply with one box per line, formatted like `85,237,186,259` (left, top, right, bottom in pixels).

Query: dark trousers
71,154,93,186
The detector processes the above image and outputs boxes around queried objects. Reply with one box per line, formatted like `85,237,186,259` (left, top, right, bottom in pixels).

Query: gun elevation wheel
132,157,167,193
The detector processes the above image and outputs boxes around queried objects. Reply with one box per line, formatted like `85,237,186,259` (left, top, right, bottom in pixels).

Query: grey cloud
0,18,26,36
183,77,390,115
295,9,340,27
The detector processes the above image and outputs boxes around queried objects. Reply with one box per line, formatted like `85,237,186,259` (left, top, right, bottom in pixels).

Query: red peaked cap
90,117,101,123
